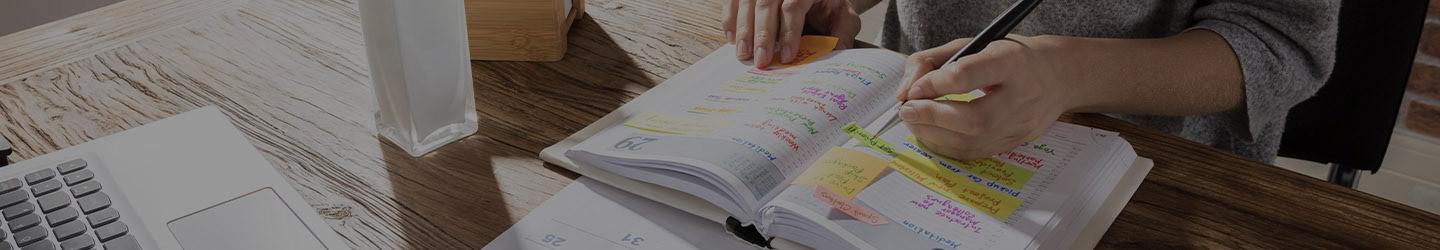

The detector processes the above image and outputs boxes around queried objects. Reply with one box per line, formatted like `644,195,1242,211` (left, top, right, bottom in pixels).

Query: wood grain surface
0,0,1435,249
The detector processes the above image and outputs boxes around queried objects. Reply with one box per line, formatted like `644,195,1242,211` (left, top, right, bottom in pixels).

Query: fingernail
736,39,751,60
781,46,795,64
899,102,919,121
755,47,769,68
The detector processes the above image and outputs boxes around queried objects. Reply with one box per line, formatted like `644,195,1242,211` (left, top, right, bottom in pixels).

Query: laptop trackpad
168,188,327,250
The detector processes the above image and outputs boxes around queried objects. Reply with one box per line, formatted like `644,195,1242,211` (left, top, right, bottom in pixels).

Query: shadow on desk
383,15,657,249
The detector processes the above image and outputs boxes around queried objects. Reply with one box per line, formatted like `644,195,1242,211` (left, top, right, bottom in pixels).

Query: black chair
1277,0,1431,187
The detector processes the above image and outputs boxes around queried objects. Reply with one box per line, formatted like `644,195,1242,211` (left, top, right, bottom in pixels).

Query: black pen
874,0,1045,136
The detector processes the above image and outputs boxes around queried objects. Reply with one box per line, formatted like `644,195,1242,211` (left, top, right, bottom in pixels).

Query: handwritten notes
794,147,889,199
856,174,1030,250
776,36,839,67
842,123,898,157
841,124,1023,219
623,112,724,135
912,194,984,234
887,149,1023,219
814,187,889,225
907,136,1035,189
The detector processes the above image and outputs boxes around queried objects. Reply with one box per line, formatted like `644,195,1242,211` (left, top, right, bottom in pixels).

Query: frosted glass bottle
359,0,478,157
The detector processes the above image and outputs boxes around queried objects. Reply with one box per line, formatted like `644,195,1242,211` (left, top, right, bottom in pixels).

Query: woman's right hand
723,0,863,68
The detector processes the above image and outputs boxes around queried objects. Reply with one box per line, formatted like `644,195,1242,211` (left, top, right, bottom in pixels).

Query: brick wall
1403,1,1440,141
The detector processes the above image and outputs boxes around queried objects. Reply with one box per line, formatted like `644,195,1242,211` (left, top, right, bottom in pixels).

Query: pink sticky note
814,186,889,225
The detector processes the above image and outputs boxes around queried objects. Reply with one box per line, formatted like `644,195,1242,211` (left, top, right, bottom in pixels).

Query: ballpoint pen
873,0,1044,136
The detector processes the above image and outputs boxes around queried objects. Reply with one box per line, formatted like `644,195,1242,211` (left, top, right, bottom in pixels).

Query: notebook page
482,177,755,250
577,46,907,206
765,118,1122,249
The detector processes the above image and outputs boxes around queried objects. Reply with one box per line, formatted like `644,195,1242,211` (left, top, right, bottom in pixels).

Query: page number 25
613,137,657,151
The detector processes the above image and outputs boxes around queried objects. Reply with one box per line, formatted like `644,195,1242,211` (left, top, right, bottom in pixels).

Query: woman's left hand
896,36,1078,161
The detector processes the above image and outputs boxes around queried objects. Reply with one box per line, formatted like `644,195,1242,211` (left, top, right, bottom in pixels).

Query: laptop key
13,225,48,246
37,192,70,213
19,240,52,250
75,193,109,214
102,235,139,250
0,189,30,208
68,181,100,198
52,219,86,241
61,170,92,187
56,159,87,174
30,179,62,197
24,169,54,185
60,235,94,250
46,206,78,227
3,203,34,220
86,208,118,227
8,212,41,231
0,178,22,194
95,221,127,242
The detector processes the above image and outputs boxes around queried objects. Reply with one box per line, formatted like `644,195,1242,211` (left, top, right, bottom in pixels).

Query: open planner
541,37,1153,250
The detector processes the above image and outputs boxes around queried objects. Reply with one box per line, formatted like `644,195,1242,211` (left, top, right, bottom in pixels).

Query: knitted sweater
879,0,1340,162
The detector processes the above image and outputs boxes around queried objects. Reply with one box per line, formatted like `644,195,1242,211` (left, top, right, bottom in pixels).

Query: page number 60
613,137,657,151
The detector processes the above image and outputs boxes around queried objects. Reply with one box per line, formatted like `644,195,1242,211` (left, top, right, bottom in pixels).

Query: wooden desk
0,0,1436,248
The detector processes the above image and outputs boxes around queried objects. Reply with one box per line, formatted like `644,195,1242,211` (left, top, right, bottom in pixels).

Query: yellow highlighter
873,89,987,136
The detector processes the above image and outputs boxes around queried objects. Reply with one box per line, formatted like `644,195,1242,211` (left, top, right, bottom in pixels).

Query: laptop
0,107,347,249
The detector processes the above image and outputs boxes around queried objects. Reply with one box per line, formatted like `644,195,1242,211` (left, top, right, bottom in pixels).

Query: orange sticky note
814,186,889,225
776,35,839,67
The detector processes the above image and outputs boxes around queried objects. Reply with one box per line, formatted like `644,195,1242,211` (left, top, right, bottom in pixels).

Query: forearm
1032,30,1245,116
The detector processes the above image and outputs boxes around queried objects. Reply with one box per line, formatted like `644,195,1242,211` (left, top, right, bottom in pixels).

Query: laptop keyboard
0,159,140,250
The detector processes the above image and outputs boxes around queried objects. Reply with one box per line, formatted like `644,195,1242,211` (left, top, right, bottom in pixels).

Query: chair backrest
1277,0,1431,171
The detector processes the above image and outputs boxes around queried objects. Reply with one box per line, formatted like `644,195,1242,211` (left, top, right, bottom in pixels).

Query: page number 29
613,137,657,151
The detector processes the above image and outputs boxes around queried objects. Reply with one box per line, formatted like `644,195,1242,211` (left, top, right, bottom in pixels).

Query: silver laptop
0,107,347,249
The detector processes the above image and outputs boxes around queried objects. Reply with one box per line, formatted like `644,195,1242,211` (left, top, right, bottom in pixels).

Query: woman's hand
723,0,862,68
896,36,1078,161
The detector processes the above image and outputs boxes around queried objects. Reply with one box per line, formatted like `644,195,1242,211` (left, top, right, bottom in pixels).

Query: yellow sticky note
888,151,1024,219
776,35,839,67
906,136,1035,189
934,89,987,102
795,147,889,199
623,112,724,135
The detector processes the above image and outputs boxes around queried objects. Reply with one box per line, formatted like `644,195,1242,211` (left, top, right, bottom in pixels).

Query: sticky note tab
934,89,987,102
814,186,889,225
623,112,724,135
907,136,1035,189
842,123,898,157
777,36,840,67
794,147,889,199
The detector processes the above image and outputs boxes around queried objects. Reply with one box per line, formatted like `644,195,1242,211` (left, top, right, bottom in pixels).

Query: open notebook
540,40,1152,249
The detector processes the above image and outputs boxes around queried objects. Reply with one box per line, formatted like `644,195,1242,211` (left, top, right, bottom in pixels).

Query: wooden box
464,0,585,61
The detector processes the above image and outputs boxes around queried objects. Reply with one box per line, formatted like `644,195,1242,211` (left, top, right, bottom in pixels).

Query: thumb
828,9,862,49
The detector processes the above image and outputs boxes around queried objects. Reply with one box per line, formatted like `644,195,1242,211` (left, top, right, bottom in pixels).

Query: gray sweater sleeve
1188,0,1341,141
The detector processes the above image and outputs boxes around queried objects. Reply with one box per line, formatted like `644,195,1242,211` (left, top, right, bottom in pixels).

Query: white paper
482,177,755,250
